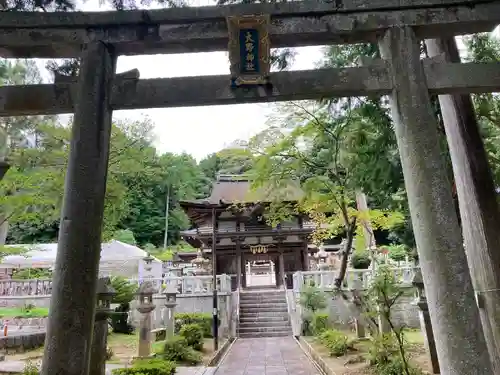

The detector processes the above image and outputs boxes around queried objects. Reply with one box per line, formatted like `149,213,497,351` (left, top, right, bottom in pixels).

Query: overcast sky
35,0,498,161
37,0,322,161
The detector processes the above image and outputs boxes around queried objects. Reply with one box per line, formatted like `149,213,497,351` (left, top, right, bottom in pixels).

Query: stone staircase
238,289,292,338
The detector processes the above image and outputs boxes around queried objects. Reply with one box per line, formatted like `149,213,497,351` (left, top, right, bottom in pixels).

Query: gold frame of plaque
227,14,271,87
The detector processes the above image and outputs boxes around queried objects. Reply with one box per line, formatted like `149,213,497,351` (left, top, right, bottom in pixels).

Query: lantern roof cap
138,280,156,295
411,268,423,286
96,277,116,297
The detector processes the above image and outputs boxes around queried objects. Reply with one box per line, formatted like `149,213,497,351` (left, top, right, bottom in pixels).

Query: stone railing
129,274,232,295
293,266,419,292
0,275,232,298
0,279,52,296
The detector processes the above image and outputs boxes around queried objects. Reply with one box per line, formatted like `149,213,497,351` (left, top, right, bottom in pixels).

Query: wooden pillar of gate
425,37,500,372
41,42,116,375
379,27,493,374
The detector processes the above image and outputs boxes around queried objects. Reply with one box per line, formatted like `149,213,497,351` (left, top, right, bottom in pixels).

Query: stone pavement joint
214,337,321,375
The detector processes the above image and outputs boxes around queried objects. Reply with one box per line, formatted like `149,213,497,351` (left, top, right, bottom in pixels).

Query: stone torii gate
1,1,500,374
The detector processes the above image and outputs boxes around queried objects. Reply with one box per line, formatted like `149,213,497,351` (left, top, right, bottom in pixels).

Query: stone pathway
214,337,320,375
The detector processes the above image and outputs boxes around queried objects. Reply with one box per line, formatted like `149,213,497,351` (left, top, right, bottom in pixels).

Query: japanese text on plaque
239,29,260,74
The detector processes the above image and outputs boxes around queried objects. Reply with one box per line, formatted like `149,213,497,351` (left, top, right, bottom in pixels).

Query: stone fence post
412,269,440,374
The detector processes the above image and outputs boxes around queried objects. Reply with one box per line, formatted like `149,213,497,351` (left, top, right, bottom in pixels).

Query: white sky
41,0,323,161
35,0,499,161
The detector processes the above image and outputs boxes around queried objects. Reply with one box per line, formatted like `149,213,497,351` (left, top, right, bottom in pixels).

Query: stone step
239,302,288,309
239,312,289,319
238,325,292,333
239,315,289,323
239,306,288,314
238,331,292,338
240,293,286,298
239,297,286,304
239,321,290,329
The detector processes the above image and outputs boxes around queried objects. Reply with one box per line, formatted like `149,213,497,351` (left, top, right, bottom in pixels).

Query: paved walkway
215,337,320,375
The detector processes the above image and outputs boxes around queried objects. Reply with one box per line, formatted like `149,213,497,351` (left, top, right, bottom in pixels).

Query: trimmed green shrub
311,313,330,335
299,284,327,312
318,329,350,357
174,313,214,338
112,358,176,375
162,336,202,365
179,323,204,351
351,252,371,269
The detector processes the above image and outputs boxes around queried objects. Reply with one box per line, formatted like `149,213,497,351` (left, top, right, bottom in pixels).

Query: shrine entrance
244,252,277,288
1,1,500,374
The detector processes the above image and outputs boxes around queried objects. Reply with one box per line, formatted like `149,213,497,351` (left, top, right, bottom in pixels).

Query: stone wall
0,292,237,337
288,290,420,335
0,332,45,354
326,295,420,329
128,292,235,336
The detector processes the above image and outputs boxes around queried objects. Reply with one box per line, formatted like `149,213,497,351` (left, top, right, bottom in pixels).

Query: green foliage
351,252,371,269
22,361,39,375
174,313,213,338
109,277,137,334
179,323,204,351
368,333,399,366
113,229,137,245
318,329,351,357
12,268,51,279
311,312,330,335
162,336,203,365
384,244,409,262
110,276,138,305
374,357,424,375
112,358,176,375
299,283,327,313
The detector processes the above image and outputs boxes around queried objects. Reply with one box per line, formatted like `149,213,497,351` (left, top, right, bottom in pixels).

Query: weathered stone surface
0,0,481,27
425,36,500,373
379,26,493,375
0,1,498,58
40,42,116,375
216,337,320,375
1,61,500,117
0,332,45,354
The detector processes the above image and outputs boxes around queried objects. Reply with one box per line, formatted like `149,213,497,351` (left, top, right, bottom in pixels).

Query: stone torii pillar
425,37,500,372
41,42,117,375
379,27,492,375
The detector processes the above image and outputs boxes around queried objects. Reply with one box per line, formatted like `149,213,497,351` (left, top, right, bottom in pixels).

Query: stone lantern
163,281,177,340
412,269,440,374
191,248,210,275
90,277,115,375
315,245,329,271
136,280,156,358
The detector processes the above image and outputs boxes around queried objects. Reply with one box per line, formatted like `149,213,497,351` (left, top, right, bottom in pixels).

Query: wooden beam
0,61,499,117
0,1,498,58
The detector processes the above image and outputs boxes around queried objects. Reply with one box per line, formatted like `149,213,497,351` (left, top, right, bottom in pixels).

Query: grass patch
0,307,49,318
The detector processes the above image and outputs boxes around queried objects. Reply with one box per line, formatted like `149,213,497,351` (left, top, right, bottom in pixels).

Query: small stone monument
412,269,440,374
90,277,115,375
136,253,157,358
163,282,177,340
